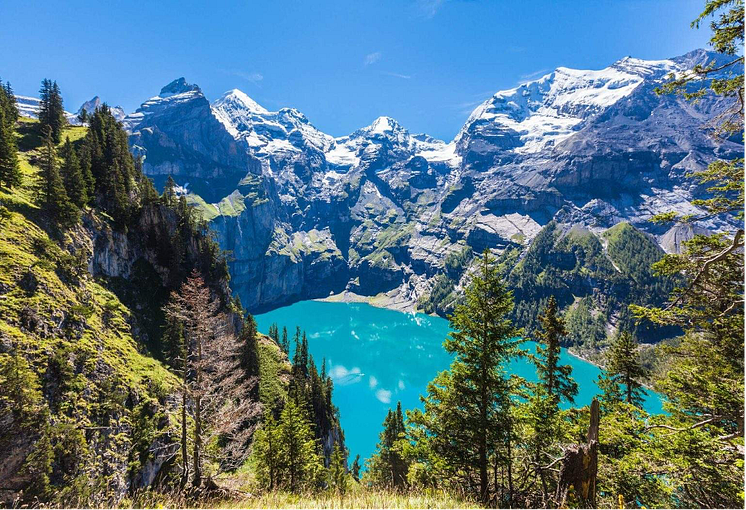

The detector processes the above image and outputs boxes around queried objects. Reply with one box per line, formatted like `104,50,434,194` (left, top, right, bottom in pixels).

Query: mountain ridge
15,50,739,340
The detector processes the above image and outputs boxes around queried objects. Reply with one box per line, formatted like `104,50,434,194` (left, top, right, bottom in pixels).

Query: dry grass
125,484,479,509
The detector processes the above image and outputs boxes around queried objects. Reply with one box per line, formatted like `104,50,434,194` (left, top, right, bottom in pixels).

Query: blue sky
1,0,711,140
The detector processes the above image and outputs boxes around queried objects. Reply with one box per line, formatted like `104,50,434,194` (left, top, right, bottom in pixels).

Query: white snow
15,95,79,124
457,56,681,154
370,116,394,134
325,143,360,167
415,141,461,168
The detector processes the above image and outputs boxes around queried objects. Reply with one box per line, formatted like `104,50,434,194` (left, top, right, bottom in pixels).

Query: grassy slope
0,121,179,501
0,120,177,395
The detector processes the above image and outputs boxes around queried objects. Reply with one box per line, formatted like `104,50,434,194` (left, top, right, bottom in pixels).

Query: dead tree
164,271,262,489
556,398,600,508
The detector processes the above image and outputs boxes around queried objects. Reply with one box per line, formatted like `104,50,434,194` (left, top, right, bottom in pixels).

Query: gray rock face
125,78,263,202
125,50,742,313
77,96,126,121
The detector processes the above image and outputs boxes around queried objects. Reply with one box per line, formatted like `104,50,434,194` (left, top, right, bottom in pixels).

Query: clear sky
1,0,712,141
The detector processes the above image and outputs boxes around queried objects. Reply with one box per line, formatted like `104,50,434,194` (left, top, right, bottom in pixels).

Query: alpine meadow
0,0,743,508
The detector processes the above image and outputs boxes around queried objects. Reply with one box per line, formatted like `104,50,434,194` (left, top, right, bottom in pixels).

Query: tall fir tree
81,105,134,228
38,79,66,144
0,79,19,124
253,398,323,493
411,251,524,504
533,296,578,405
598,331,647,409
38,128,78,228
238,314,260,399
0,105,21,188
327,442,348,493
281,326,289,354
162,175,177,206
59,137,87,208
367,401,409,489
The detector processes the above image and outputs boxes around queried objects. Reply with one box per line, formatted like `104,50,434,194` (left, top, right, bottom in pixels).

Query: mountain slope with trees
0,92,347,507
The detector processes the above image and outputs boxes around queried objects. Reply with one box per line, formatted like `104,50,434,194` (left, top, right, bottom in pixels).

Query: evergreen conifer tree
598,331,646,409
281,326,289,354
38,79,66,144
411,250,523,504
59,137,87,208
39,129,78,228
534,296,578,405
0,106,21,188
366,401,409,489
0,80,19,123
238,314,260,399
327,442,348,493
162,175,177,206
350,454,361,482
276,398,322,492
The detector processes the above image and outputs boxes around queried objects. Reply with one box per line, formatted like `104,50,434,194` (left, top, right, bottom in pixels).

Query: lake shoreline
319,292,608,370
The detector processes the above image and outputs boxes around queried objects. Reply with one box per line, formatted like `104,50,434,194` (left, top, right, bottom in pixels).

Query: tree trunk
193,394,201,486
507,433,514,507
193,334,203,487
557,398,599,508
181,387,188,487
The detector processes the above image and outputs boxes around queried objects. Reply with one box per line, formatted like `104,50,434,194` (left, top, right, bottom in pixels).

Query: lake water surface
255,300,664,462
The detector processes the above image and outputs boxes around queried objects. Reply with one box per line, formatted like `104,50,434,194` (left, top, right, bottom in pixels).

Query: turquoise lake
255,300,665,462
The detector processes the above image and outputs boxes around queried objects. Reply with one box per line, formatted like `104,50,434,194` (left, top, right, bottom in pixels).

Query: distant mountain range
15,94,125,124
16,49,742,341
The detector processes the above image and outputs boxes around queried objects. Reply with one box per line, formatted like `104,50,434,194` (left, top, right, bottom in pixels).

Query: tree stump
557,398,599,508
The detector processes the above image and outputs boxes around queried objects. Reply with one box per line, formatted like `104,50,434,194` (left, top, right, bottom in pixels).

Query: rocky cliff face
124,50,742,320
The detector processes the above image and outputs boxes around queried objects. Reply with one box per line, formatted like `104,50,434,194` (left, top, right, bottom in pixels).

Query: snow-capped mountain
212,90,453,172
212,89,334,157
15,94,126,124
124,78,261,199
122,50,742,314
456,54,696,156
15,95,79,124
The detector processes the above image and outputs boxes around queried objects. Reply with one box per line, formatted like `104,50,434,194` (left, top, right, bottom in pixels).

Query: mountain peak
219,88,269,114
160,77,201,97
368,116,401,134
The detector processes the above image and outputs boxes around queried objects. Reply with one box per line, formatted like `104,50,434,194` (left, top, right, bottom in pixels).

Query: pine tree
350,454,361,482
411,250,524,504
281,326,289,354
59,137,87,208
598,332,646,409
239,314,260,398
39,129,78,228
300,331,309,378
81,106,134,228
253,412,281,490
0,80,19,124
534,296,578,405
76,142,95,203
162,175,177,206
386,402,408,487
38,79,66,144
0,106,21,188
77,108,88,125
327,442,348,493
276,398,322,492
